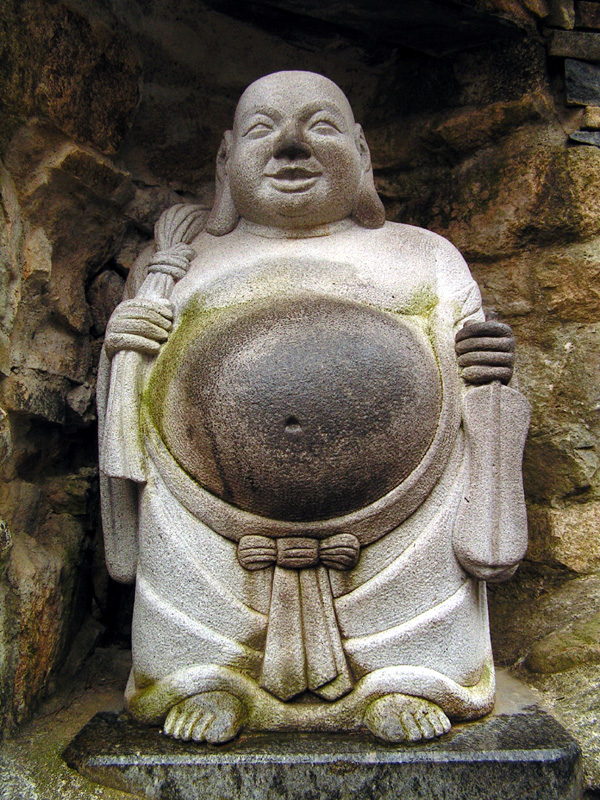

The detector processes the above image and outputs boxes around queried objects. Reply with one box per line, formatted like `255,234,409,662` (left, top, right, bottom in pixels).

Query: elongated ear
205,131,239,236
352,124,385,229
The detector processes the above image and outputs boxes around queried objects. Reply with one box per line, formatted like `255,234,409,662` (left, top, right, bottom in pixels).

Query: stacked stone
547,0,600,142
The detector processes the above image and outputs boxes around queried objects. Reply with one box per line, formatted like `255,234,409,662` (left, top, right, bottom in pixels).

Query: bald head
206,70,384,234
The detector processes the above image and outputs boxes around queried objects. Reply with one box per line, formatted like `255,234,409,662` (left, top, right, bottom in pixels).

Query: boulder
528,502,600,574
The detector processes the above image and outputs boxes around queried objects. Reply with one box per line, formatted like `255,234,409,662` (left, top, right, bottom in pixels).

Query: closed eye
244,122,275,138
309,119,341,135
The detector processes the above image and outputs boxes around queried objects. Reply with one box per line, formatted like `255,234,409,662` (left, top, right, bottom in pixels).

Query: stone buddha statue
98,71,530,745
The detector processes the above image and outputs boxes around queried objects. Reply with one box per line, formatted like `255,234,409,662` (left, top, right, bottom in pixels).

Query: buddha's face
227,72,365,230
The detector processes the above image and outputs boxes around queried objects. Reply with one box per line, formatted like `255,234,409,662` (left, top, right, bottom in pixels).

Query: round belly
149,295,443,521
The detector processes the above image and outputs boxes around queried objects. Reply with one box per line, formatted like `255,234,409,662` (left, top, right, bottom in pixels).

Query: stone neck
237,217,353,239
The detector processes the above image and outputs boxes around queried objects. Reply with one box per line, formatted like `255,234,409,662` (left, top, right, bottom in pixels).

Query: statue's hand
455,318,514,385
104,298,173,359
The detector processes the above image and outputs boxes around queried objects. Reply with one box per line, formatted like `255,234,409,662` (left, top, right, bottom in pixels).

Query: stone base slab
63,708,582,800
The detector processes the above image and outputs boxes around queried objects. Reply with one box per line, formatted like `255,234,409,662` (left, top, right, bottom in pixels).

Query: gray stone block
549,30,600,59
569,130,600,144
576,1,600,30
565,59,600,105
64,708,582,800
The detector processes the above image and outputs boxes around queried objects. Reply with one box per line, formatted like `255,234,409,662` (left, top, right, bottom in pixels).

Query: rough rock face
0,0,141,154
0,0,599,788
0,3,141,733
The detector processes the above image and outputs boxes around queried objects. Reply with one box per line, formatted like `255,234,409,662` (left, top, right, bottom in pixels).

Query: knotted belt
237,534,360,702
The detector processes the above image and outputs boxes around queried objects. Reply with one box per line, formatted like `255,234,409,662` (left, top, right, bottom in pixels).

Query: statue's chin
235,187,354,232
150,294,443,522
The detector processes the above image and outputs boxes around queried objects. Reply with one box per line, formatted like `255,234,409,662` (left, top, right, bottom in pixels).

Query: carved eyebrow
238,109,281,130
304,105,349,129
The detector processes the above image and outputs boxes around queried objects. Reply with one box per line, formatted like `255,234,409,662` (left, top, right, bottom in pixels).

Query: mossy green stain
144,298,262,438
386,284,438,318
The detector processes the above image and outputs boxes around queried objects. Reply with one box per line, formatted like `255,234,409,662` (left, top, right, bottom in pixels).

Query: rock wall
1,0,600,788
0,0,142,731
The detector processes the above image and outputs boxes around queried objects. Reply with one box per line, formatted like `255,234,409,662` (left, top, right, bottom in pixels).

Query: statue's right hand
104,298,173,359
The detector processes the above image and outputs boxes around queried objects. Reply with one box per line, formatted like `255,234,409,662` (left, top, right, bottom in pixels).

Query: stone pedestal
64,706,582,800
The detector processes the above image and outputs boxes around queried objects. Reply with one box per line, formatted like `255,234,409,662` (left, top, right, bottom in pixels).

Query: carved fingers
104,298,174,359
455,319,514,385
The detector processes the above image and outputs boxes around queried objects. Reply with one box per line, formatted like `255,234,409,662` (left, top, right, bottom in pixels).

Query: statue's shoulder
378,221,465,261
377,222,476,301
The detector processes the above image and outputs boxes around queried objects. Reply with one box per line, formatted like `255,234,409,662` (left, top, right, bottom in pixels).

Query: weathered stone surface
0,643,132,799
87,271,126,337
546,0,575,29
0,0,141,154
0,756,37,800
420,142,600,259
489,567,600,665
1,370,71,425
549,29,600,59
100,71,530,752
7,521,89,725
524,428,599,504
570,130,600,145
461,237,600,537
526,610,600,672
65,706,581,800
582,105,600,128
519,331,600,504
155,296,442,520
528,502,600,573
124,185,187,236
575,0,600,29
0,1,597,791
523,146,600,241
0,87,135,736
367,91,551,178
523,0,551,17
565,59,600,106
3,121,133,392
0,164,23,377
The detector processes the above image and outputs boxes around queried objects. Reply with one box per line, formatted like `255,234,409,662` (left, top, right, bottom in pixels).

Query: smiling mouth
265,167,322,193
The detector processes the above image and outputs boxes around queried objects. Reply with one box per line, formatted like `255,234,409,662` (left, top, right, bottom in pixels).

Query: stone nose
273,131,312,161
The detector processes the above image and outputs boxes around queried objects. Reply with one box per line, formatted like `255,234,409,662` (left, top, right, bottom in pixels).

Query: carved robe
98,213,529,730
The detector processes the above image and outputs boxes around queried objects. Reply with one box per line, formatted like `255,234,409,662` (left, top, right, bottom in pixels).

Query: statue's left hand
104,298,173,359
455,318,514,385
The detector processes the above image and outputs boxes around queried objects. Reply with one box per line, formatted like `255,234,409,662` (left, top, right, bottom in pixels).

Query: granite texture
569,131,600,146
64,708,582,800
576,1,600,29
549,31,600,60
565,59,600,106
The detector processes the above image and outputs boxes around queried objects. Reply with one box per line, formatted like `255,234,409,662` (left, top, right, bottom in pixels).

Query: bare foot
364,693,451,743
163,690,247,743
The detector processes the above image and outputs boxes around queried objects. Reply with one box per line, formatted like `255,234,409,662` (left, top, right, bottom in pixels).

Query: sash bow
237,533,360,702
